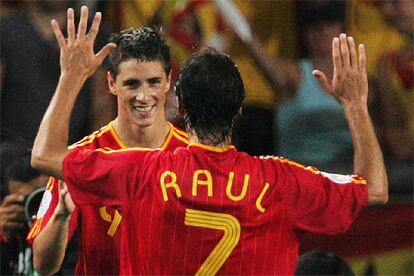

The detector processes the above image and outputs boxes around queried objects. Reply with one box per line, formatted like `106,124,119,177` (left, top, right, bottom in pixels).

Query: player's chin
132,114,156,128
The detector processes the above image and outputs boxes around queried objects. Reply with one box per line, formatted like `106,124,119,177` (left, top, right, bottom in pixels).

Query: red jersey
27,121,188,275
63,143,368,275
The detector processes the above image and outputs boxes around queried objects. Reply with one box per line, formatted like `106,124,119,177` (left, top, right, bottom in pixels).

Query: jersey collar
188,143,236,153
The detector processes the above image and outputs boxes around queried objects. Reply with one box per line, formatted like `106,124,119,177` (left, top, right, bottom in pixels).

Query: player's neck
113,117,170,149
188,133,232,149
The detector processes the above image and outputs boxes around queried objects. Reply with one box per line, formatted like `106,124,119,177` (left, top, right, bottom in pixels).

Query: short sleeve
26,177,79,244
62,147,151,209
274,158,368,235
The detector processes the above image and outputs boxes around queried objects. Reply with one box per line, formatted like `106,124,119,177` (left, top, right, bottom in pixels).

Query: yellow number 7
184,209,241,275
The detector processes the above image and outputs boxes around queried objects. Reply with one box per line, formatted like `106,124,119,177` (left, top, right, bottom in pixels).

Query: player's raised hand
51,6,116,79
313,33,368,107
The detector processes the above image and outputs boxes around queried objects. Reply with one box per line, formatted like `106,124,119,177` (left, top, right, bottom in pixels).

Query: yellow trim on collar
189,143,236,153
108,121,128,149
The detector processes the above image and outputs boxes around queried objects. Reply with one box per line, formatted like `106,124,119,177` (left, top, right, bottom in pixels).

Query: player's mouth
132,104,156,116
134,105,154,112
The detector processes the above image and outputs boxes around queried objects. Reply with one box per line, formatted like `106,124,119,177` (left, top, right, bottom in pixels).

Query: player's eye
123,80,140,89
148,78,162,87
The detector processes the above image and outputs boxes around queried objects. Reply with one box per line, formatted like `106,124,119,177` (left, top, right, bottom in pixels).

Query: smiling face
108,59,171,128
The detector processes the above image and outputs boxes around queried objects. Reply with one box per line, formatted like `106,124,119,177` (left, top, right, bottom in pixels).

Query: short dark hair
5,150,40,184
1,141,32,197
175,48,245,145
108,27,171,78
303,1,346,28
1,142,41,197
295,250,354,276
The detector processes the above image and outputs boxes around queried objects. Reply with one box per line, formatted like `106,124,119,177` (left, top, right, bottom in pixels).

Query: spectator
227,1,352,170
370,0,413,195
0,140,29,198
274,2,353,173
0,142,47,275
295,250,354,276
0,0,115,145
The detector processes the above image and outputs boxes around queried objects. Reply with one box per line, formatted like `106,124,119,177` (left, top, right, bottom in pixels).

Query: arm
62,148,153,208
242,36,299,99
313,34,388,205
33,181,75,275
31,6,115,179
213,0,299,98
31,6,114,274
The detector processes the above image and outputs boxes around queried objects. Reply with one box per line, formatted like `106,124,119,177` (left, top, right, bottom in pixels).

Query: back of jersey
63,142,367,275
119,144,367,275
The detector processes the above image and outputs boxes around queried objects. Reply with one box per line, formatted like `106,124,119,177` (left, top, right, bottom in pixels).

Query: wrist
59,72,88,88
343,102,369,117
53,210,72,220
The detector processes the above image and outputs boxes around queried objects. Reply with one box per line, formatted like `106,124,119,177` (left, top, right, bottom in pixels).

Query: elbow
31,153,51,173
368,179,389,205
369,191,389,205
33,247,60,276
31,154,43,171
31,150,64,179
33,260,59,276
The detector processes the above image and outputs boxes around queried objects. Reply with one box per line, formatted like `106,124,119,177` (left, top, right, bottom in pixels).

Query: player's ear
177,95,184,116
107,71,117,96
165,70,172,93
238,107,243,116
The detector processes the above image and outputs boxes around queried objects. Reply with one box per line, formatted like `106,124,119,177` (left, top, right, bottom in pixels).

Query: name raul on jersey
159,169,270,213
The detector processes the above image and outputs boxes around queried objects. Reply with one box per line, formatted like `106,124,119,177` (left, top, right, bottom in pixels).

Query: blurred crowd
0,0,412,275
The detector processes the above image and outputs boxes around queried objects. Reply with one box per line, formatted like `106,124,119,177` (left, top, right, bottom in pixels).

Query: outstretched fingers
67,8,75,44
77,6,89,40
332,37,341,72
358,44,366,75
96,43,117,65
51,19,65,49
312,70,332,94
348,36,358,70
359,43,368,90
87,12,102,44
339,33,350,69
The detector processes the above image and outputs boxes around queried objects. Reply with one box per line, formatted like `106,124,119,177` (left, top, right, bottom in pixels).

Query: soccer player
27,6,188,275
32,7,388,275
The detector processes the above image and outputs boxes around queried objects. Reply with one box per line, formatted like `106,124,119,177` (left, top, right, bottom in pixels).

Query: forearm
33,213,71,275
344,103,388,205
31,73,87,179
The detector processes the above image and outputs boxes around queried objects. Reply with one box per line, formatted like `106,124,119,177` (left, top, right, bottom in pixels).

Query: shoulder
68,122,120,150
78,146,163,163
164,124,189,150
255,155,320,174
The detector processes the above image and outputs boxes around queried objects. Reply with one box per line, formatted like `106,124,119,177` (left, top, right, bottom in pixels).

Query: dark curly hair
108,27,171,78
295,250,354,276
175,48,245,145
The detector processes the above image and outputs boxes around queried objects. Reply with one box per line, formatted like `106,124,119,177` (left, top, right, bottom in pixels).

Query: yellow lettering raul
192,170,213,197
226,172,249,201
160,170,182,201
256,183,270,213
